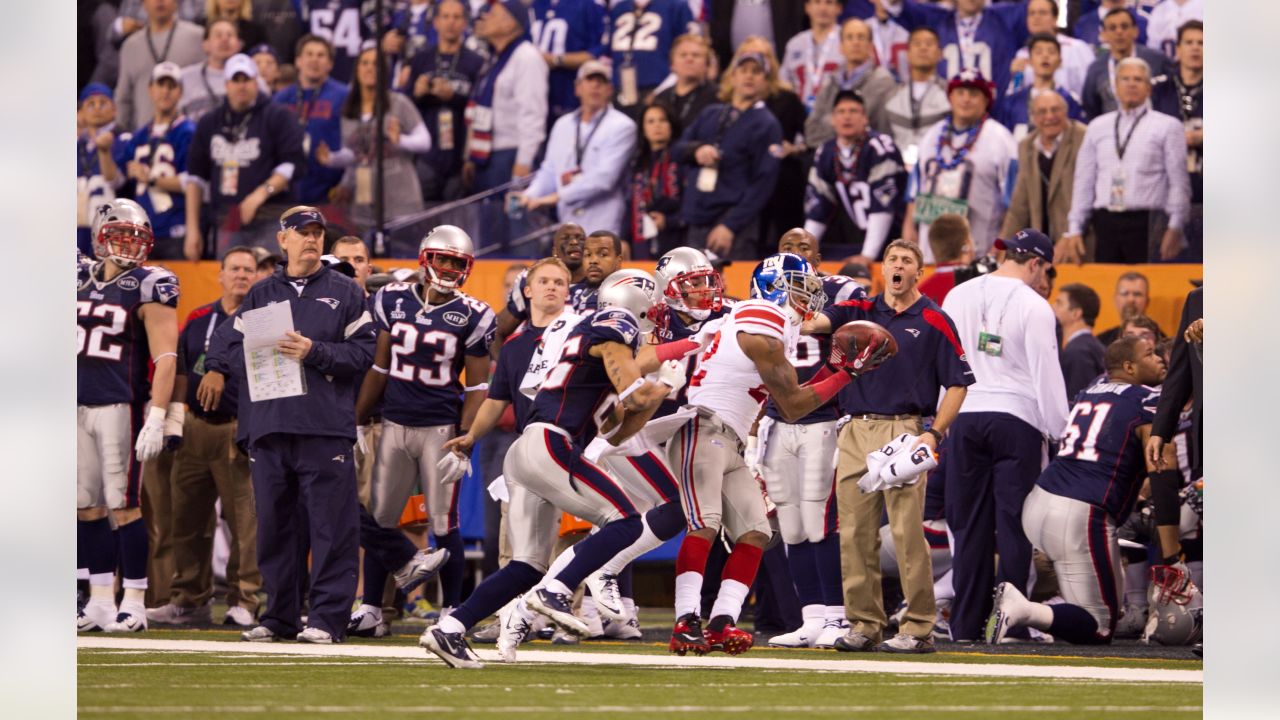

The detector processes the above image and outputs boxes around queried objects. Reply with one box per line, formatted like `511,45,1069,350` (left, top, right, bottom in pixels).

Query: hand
1159,228,1184,260
916,430,938,453
381,30,405,55
706,224,734,257
239,187,267,225
126,161,150,183
649,211,666,231
1185,128,1203,147
442,433,475,459
395,65,412,91
1184,318,1203,344
413,73,431,98
385,116,402,146
184,225,203,261
162,402,185,452
1055,234,1086,265
277,331,314,361
461,161,476,190
120,17,142,35
134,406,166,462
315,140,332,166
1010,56,1028,75
94,131,115,153
655,359,687,393
847,334,894,376
197,371,225,412
694,144,721,167
512,162,531,178
1145,435,1167,472
430,76,455,101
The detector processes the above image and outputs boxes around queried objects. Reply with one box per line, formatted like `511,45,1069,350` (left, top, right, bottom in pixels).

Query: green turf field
78,630,1202,719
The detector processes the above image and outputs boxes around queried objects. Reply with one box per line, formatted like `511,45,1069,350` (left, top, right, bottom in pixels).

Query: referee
940,229,1069,642
199,206,375,643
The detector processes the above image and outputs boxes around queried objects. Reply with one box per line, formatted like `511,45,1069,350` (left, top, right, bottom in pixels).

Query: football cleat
585,570,626,623
347,605,389,638
241,625,279,642
814,618,848,649
420,627,484,669
990,582,1029,645
669,613,710,656
394,548,450,593
471,621,502,644
146,602,212,626
525,587,590,637
297,627,335,644
223,605,256,627
703,617,754,655
104,604,147,633
497,601,534,662
602,614,643,641
768,620,823,648
78,601,115,633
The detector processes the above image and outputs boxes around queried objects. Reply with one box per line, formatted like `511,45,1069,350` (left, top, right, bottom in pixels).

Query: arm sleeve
1162,120,1191,231
515,51,549,168
558,116,638,206
271,108,308,175
1151,292,1198,440
672,108,710,164
524,124,559,199
1067,123,1098,236
1026,296,1070,439
205,295,249,377
924,308,974,389
186,120,212,181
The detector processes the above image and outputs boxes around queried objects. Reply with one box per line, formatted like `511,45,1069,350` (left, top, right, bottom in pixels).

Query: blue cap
487,0,531,33
995,228,1054,263
79,83,113,105
280,207,327,231
248,44,279,61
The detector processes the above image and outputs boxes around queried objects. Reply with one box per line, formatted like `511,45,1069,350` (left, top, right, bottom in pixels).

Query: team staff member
805,239,972,654
940,229,1068,642
198,206,375,644
149,246,262,628
1146,285,1202,550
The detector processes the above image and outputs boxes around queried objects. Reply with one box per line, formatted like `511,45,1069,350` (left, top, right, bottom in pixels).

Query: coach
940,229,1069,642
806,239,972,654
199,206,375,644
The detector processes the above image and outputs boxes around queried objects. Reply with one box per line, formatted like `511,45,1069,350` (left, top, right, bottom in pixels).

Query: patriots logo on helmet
655,255,673,273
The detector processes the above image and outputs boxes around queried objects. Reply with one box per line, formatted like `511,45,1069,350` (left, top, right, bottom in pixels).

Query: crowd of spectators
79,0,1205,264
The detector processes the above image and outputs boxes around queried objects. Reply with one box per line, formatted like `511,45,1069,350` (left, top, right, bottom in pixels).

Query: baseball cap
280,206,327,231
994,228,1054,263
224,53,259,81
248,43,279,61
947,68,995,107
731,51,772,74
79,83,113,105
151,61,183,85
576,59,611,82
488,0,531,33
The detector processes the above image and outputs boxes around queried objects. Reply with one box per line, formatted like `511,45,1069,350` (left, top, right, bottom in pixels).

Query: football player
494,222,588,340
350,226,493,633
667,252,889,655
992,336,1186,645
78,199,182,633
758,229,866,649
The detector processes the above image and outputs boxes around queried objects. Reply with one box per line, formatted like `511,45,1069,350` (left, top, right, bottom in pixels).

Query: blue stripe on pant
544,430,638,518
1086,506,1121,638
944,412,1044,641
250,433,359,640
625,451,680,504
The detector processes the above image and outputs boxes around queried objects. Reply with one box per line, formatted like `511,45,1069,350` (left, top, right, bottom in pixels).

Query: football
832,320,898,369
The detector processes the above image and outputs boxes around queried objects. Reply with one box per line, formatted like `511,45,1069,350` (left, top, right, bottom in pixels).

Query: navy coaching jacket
205,264,375,445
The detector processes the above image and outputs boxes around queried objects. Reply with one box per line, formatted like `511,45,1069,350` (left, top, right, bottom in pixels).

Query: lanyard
222,105,254,143
934,115,984,171
434,48,457,79
294,85,316,127
622,6,644,67
200,63,218,105
712,104,747,147
979,277,1021,336
1114,109,1147,161
145,25,177,65
1173,76,1201,122
909,82,934,130
203,306,221,352
574,108,606,166
803,31,837,103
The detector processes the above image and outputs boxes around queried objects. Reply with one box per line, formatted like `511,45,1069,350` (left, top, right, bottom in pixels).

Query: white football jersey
686,299,797,443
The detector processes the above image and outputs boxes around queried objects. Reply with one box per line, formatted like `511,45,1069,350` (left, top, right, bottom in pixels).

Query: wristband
464,383,489,392
153,352,177,362
801,364,836,386
145,405,167,425
371,365,389,375
925,428,944,444
810,371,852,404
655,338,699,362
617,377,647,403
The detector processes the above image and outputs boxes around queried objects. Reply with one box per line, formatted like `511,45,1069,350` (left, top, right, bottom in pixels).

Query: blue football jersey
606,0,697,91
765,275,867,424
529,307,641,445
652,300,733,418
297,0,374,83
373,283,496,427
77,263,181,407
1036,382,1161,521
77,129,131,254
804,131,908,255
533,0,608,118
122,117,195,241
893,1,1028,105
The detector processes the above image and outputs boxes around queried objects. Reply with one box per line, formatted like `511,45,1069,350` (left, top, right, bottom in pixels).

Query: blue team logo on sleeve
153,276,180,306
593,309,639,346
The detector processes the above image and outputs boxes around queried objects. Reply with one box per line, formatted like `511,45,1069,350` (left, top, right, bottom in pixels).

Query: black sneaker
420,627,484,669
525,587,589,637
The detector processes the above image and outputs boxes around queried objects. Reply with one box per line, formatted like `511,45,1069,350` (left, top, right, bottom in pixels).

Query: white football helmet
654,247,724,322
92,198,154,268
1142,564,1203,646
597,268,659,334
418,225,475,293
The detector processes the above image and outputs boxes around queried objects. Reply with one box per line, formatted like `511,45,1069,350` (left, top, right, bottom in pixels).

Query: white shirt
912,117,1018,259
1012,33,1095,98
941,274,1069,440
1146,0,1203,57
780,28,842,110
491,40,550,167
524,105,638,235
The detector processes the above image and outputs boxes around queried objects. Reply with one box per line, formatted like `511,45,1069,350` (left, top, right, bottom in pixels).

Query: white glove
134,406,167,462
162,401,185,451
356,424,370,456
655,359,687,393
436,451,471,485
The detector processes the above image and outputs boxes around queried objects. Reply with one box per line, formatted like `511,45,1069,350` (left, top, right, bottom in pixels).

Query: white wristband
371,365,389,375
145,406,167,425
617,377,646,403
464,383,489,392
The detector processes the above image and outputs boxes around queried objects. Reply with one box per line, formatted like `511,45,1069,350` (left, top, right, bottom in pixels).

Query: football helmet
597,268,659,334
653,247,724,321
1142,563,1203,646
749,252,825,325
418,225,475,293
92,198,154,268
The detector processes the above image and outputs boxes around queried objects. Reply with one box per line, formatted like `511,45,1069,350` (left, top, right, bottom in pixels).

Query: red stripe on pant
1086,506,1120,637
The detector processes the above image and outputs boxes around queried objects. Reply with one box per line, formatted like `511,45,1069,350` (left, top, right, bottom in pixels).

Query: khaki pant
355,421,382,509
142,450,176,607
169,416,261,611
836,417,935,641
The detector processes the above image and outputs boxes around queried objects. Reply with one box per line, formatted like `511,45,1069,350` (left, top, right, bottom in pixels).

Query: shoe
525,587,589,637
990,582,1028,645
146,603,213,626
78,601,115,633
585,570,626,622
104,603,147,633
497,602,533,662
297,627,334,644
420,627,484,669
582,605,605,639
347,605,389,638
223,606,256,627
471,621,502,644
241,625,279,642
767,620,823,648
877,632,936,654
669,613,710,656
394,548,450,593
833,630,877,652
703,616,754,655
1114,604,1148,639
814,619,848,649
932,599,953,641
602,614,643,640
551,629,579,645
405,597,435,620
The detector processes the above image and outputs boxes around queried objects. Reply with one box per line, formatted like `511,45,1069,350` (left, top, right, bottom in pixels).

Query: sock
436,614,466,635
617,564,635,600
116,519,148,590
122,588,145,607
78,568,90,581
797,603,825,630
77,520,88,579
89,580,115,604
674,534,713,619
597,511,667,577
552,516,642,589
449,560,543,631
1124,561,1149,607
708,543,764,623
436,530,466,607
1047,604,1105,644
824,605,846,625
786,541,821,606
82,517,116,578
543,545,576,586
813,534,844,607
362,552,391,607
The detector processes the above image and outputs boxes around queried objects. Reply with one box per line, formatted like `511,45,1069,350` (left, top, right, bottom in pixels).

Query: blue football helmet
749,253,825,325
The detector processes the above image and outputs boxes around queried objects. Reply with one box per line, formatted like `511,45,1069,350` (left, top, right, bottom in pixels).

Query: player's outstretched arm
740,331,850,422
443,397,510,458
459,354,491,434
801,314,834,336
140,303,179,411
594,341,669,415
1139,423,1185,562
355,331,392,425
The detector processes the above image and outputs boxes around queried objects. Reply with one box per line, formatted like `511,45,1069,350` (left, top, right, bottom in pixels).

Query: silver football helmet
653,247,724,322
92,198,154,268
1142,564,1203,646
597,268,659,334
418,224,475,293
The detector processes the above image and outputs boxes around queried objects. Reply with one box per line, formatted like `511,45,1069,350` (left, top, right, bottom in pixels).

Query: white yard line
77,637,1202,684
78,705,1203,714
